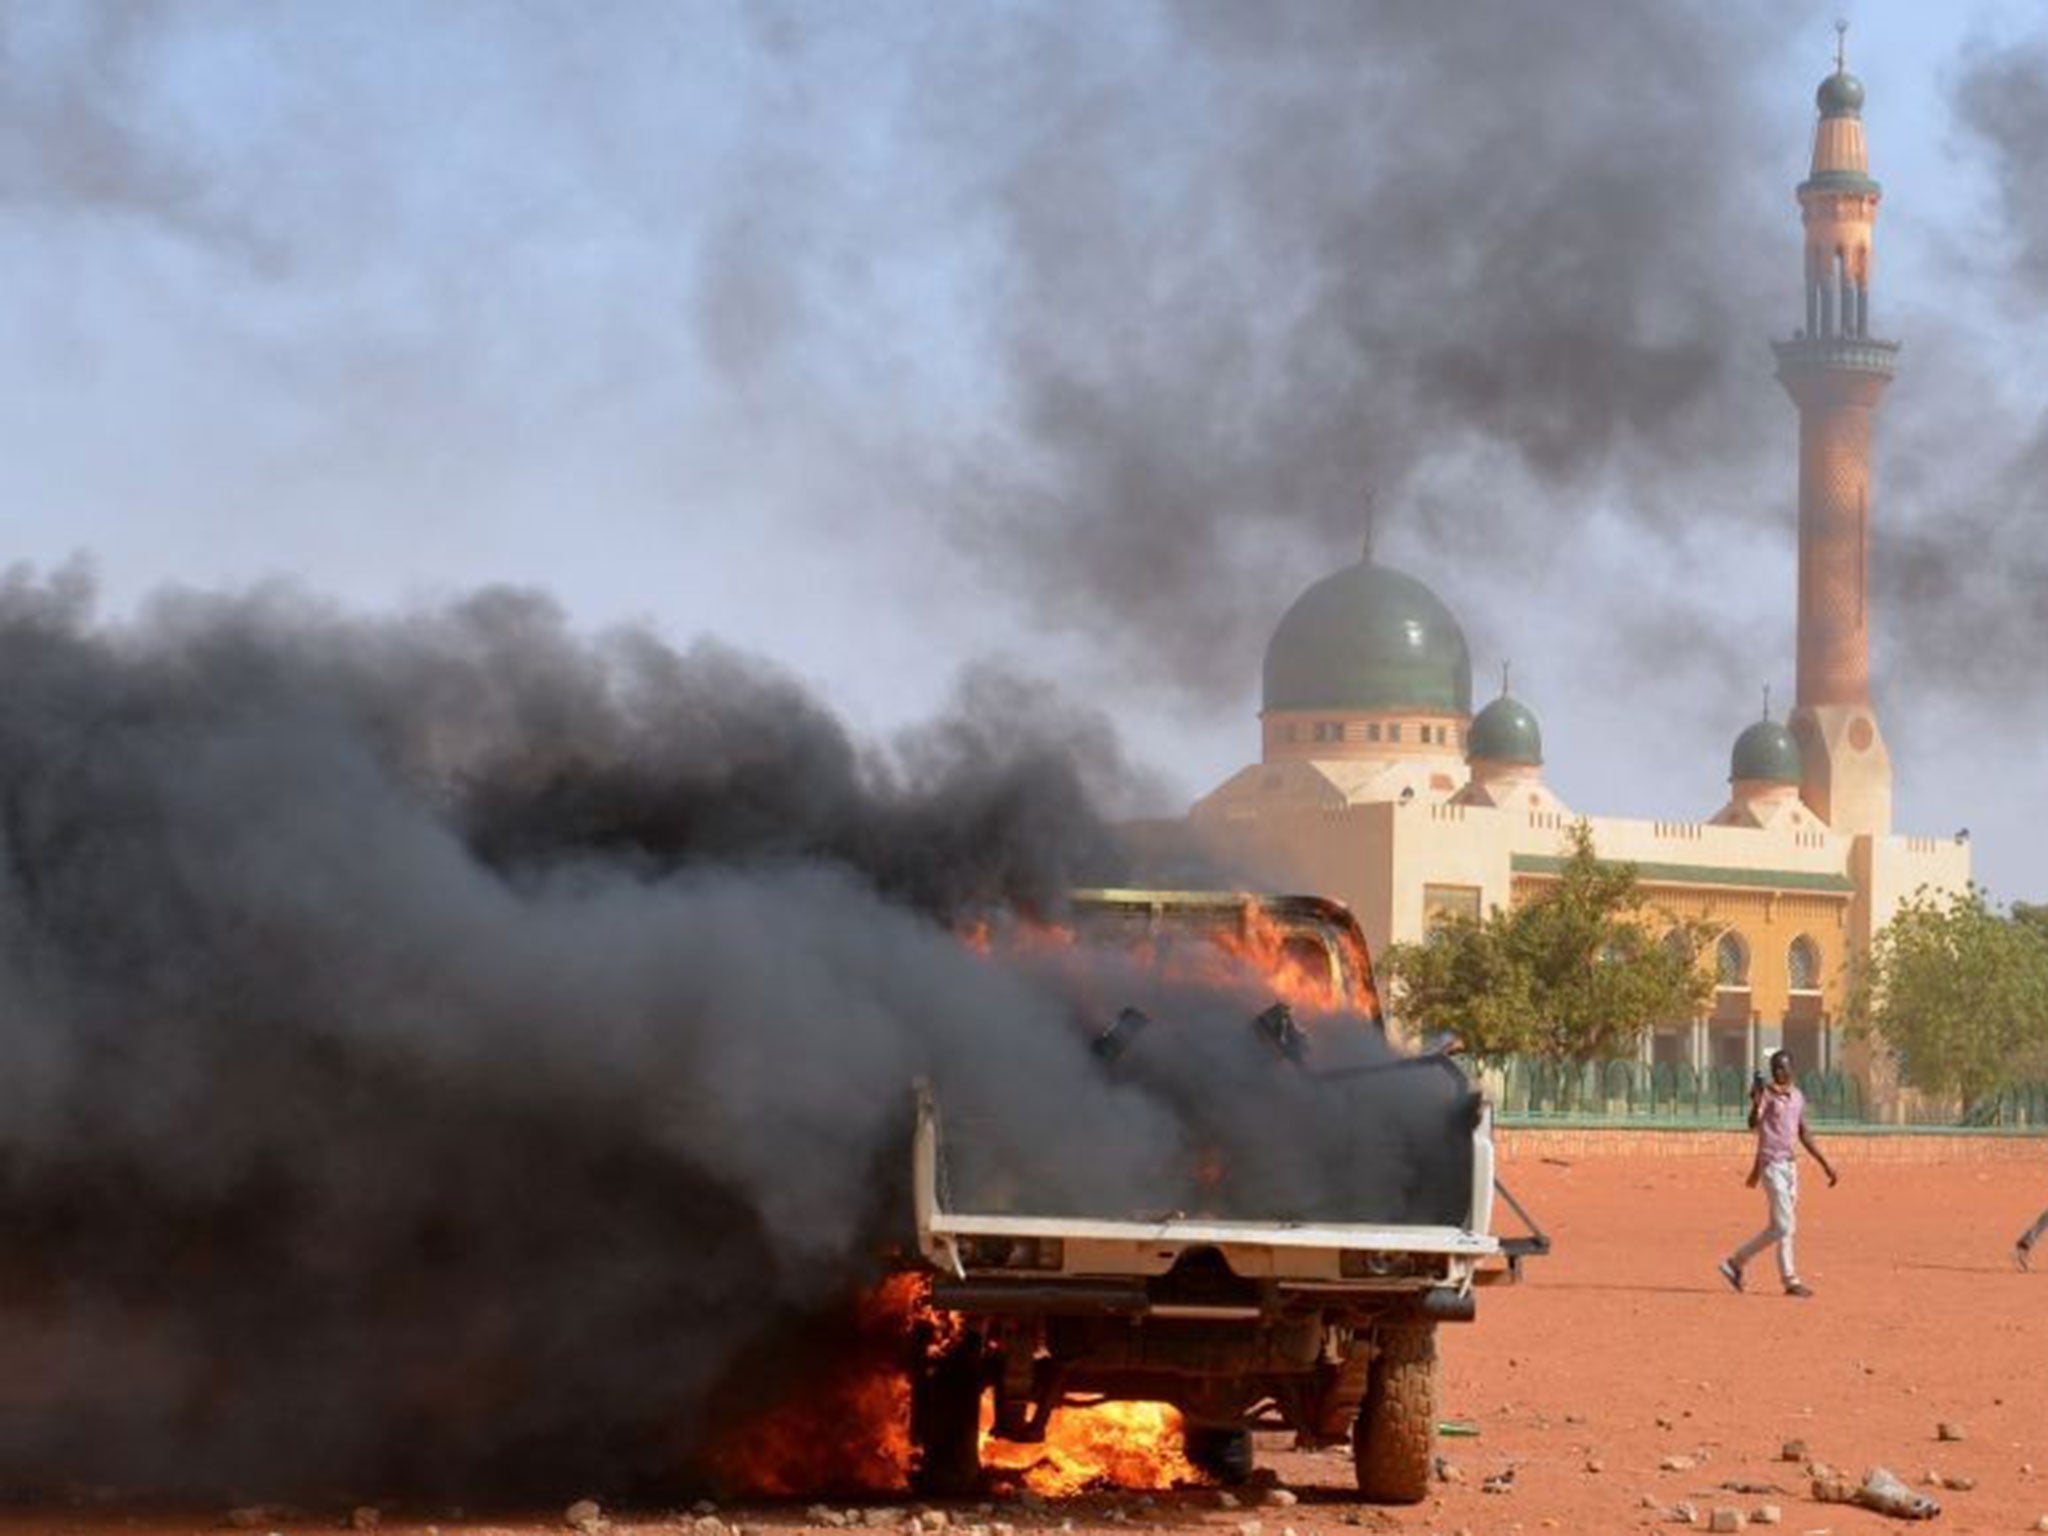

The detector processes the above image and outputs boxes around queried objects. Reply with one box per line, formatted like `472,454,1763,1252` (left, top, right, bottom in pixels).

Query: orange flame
965,901,1368,1026
980,1401,1201,1496
703,1275,922,1497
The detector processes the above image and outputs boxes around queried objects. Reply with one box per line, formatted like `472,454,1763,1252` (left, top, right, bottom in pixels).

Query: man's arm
1748,1082,1766,1129
1799,1120,1838,1186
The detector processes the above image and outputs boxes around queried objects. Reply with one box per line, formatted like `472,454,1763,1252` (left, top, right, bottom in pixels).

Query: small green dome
1468,693,1542,767
1817,70,1864,119
1731,718,1802,785
1262,557,1472,715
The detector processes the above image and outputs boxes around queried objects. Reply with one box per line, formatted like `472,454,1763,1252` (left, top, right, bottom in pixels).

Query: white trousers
1733,1157,1799,1284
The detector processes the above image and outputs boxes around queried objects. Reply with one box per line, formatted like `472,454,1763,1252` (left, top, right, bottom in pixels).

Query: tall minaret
1772,25,1899,837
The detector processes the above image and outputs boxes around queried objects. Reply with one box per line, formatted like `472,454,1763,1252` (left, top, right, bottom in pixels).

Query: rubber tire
1183,1425,1254,1486
911,1344,984,1497
1351,1321,1438,1504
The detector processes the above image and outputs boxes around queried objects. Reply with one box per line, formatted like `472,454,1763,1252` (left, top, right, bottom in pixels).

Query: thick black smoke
0,570,1465,1501
1865,37,2048,708
851,1,1803,697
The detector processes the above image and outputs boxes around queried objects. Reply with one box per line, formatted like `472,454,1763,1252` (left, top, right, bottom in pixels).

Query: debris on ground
1706,1508,1743,1533
1936,1422,1966,1443
1811,1466,1942,1520
1779,1439,1808,1462
1751,1504,1782,1526
565,1499,605,1533
346,1510,381,1532
1660,1454,1698,1472
1480,1466,1516,1495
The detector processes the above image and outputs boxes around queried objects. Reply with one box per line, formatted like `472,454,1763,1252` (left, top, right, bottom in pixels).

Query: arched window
1787,935,1821,992
1716,932,1750,988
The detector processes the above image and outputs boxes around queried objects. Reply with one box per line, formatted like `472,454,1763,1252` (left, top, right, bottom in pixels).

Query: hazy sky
5,1,2046,900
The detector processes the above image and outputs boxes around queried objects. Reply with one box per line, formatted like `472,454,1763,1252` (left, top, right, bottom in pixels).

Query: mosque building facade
1188,47,1970,1085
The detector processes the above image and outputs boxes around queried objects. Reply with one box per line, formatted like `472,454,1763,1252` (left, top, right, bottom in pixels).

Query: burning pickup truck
907,889,1543,1502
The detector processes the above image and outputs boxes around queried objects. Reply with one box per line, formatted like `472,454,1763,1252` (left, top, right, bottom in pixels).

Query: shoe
1717,1259,1743,1293
1784,1280,1814,1298
2018,1243,2034,1273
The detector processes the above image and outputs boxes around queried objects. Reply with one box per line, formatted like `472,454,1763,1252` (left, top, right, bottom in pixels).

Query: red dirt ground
8,1150,2046,1535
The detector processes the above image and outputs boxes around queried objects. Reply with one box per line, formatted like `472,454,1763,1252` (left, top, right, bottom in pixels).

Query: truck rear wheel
1351,1321,1437,1504
911,1342,984,1497
1183,1425,1254,1485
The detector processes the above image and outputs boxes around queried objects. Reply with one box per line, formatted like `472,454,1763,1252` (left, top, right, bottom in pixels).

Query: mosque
1188,42,1970,1084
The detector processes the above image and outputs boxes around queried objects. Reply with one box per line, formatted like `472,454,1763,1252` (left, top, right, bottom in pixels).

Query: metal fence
1466,1055,2048,1129
1468,1057,1868,1124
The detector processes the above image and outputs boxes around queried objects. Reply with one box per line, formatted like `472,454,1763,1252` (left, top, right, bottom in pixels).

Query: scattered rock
1660,1454,1697,1472
864,1512,907,1530
1937,1422,1966,1443
225,1510,282,1531
1938,1472,1977,1491
1656,1416,1676,1431
1584,1457,1605,1474
1670,1501,1699,1525
992,1524,1015,1536
696,1516,729,1536
1216,1492,1240,1508
1813,1467,1941,1521
1805,1460,1838,1481
1707,1509,1744,1534
806,1506,848,1529
1750,1506,1781,1527
1719,1480,1781,1496
1639,1494,1661,1509
565,1500,605,1534
347,1511,381,1533
1779,1439,1807,1462
2033,1517,2048,1533
1262,1489,1298,1508
695,1502,721,1517
1235,1521,1263,1536
1480,1467,1515,1495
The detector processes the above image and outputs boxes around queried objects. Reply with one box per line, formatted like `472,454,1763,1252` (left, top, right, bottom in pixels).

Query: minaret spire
1772,33,1897,836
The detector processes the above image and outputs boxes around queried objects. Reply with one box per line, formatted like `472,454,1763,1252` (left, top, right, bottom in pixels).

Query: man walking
1718,1049,1838,1298
2015,1209,2048,1271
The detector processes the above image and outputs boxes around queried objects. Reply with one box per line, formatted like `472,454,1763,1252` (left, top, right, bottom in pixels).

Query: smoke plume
0,569,1464,1501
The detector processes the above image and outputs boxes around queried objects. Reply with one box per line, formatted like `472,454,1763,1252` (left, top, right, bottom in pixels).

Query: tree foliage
1853,887,2048,1108
1381,821,1711,1060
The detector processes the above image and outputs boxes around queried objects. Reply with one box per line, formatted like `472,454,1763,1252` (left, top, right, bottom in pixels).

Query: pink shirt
1756,1085,1804,1163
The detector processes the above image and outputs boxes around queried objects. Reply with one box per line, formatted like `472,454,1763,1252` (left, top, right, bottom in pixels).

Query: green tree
1852,887,2048,1109
1381,821,1711,1060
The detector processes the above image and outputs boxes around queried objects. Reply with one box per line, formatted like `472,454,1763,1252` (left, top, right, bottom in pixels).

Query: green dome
1468,693,1542,766
1731,719,1802,785
1817,70,1864,118
1262,558,1472,715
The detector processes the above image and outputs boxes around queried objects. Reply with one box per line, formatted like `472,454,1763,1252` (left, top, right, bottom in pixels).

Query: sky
4,0,2047,901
